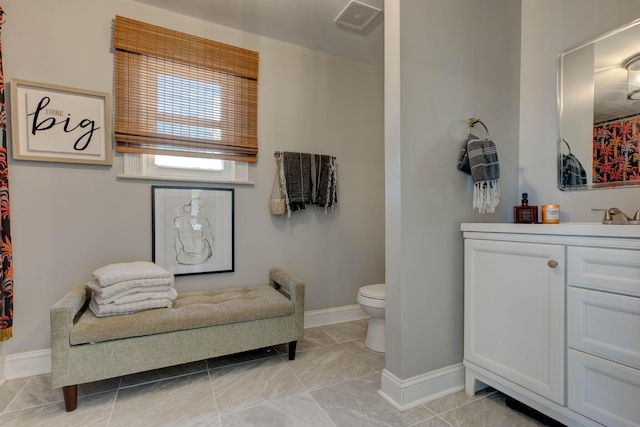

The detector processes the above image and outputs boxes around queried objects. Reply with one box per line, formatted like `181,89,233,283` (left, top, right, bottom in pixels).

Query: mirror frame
557,17,640,191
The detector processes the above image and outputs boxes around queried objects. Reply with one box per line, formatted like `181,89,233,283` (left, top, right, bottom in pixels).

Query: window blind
113,16,259,162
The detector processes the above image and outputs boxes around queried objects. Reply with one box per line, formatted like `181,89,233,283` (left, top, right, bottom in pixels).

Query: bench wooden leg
288,341,297,360
63,385,78,412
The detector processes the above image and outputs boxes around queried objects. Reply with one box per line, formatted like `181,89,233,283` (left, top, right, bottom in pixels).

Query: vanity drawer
567,246,640,297
568,287,640,369
568,349,640,427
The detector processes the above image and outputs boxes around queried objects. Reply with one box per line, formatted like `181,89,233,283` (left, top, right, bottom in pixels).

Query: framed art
152,186,234,275
10,79,112,165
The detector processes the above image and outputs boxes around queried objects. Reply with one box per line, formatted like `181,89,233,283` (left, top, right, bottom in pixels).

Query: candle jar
542,204,560,224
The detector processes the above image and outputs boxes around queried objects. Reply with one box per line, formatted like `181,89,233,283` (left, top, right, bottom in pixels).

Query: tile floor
0,319,557,426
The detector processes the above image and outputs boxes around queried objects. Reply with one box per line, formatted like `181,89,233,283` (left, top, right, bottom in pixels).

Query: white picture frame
10,79,112,165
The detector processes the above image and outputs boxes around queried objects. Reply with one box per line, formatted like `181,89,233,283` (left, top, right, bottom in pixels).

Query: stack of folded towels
88,261,177,317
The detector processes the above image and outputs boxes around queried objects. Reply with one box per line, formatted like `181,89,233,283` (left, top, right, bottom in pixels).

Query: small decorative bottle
514,193,538,224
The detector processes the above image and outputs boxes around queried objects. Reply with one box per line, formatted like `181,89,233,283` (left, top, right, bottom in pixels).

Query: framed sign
152,186,234,276
10,79,112,165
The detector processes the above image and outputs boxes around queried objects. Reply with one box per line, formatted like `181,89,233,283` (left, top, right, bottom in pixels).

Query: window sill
117,173,255,186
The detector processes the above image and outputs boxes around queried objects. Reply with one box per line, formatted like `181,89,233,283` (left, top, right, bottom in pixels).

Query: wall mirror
557,17,640,190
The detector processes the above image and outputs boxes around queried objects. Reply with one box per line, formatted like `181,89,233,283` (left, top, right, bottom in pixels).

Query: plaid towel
456,133,478,173
561,153,587,187
468,138,500,213
458,135,500,214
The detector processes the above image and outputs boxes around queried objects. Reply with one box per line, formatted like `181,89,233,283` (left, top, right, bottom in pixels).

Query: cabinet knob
547,260,558,268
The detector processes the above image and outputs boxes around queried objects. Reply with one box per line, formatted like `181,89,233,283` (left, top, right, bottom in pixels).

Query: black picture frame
152,186,234,275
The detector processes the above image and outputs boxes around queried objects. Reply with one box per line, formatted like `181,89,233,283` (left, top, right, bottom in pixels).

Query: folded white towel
112,287,177,305
89,297,173,318
92,261,173,287
92,285,175,305
87,277,174,300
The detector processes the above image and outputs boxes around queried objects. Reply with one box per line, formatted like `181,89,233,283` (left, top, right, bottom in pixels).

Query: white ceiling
133,0,385,67
133,1,640,124
591,20,640,123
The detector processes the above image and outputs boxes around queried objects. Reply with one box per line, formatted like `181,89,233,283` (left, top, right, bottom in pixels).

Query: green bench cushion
70,285,294,345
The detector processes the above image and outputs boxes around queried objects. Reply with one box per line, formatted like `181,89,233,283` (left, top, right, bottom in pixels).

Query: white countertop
461,222,640,238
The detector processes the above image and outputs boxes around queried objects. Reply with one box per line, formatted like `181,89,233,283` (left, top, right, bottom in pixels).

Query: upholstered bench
50,268,304,412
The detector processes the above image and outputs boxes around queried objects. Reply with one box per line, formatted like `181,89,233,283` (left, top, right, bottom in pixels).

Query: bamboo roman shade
113,16,259,162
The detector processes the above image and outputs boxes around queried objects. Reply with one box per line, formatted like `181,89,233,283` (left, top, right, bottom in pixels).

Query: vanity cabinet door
464,239,565,404
567,246,640,297
568,349,640,427
568,286,640,369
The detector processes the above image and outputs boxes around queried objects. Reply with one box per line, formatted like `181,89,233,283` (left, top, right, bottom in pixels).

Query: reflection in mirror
558,17,640,190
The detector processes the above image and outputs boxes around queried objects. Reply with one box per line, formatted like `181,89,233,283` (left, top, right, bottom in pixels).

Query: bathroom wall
2,0,384,356
519,0,640,219
384,0,521,389
382,0,639,407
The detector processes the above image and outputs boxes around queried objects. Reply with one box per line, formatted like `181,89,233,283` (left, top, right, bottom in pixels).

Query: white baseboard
3,349,51,380
304,304,368,328
1,305,368,381
378,363,465,411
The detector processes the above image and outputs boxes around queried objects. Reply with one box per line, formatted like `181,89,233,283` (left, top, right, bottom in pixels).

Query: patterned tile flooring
0,319,556,426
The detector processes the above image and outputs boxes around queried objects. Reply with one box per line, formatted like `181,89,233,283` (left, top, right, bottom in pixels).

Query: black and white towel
312,154,338,212
279,152,312,216
561,153,587,187
458,134,501,214
278,151,338,217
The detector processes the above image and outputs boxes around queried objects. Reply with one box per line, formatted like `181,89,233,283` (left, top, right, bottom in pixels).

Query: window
156,74,223,142
113,16,259,163
121,153,249,183
154,155,223,171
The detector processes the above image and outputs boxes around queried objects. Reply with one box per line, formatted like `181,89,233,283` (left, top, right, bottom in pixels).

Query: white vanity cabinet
567,246,640,427
462,223,640,427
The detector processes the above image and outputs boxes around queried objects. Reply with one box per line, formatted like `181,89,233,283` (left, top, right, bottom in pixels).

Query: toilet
357,283,385,353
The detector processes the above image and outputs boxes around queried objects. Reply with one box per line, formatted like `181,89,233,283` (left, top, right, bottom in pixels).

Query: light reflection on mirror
558,17,640,190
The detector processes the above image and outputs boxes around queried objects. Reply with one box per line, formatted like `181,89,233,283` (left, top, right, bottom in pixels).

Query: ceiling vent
335,1,381,31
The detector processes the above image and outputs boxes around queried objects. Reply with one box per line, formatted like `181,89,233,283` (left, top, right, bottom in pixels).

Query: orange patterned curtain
0,7,13,341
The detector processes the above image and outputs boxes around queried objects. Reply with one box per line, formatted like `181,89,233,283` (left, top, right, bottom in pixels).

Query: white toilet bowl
357,283,385,353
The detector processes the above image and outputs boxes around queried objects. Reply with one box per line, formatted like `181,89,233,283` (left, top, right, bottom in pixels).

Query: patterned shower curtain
0,7,13,342
593,117,640,184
